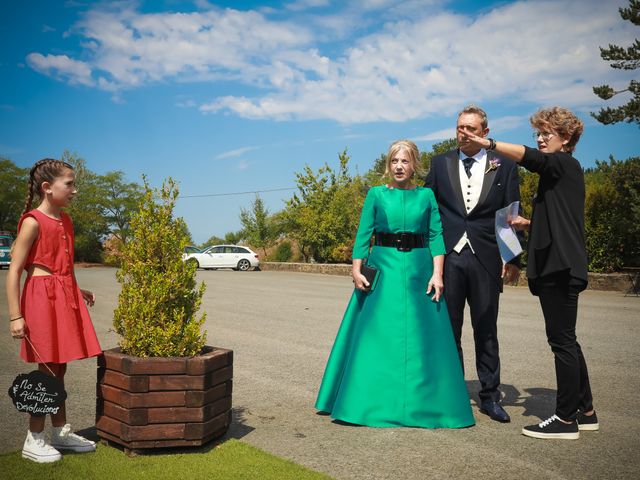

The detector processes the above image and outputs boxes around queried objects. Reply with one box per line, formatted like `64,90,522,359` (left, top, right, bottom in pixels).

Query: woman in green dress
315,140,475,428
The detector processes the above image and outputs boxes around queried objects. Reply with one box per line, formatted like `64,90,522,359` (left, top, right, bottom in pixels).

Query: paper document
495,201,523,263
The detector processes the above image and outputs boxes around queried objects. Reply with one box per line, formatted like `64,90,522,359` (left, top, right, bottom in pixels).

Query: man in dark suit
425,105,521,423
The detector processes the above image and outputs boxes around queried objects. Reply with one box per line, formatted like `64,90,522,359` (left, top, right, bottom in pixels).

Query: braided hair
22,158,74,215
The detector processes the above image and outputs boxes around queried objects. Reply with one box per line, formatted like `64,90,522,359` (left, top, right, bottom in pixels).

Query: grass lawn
0,438,333,480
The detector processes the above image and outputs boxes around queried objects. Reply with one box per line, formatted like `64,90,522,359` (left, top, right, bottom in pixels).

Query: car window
235,247,249,254
209,246,224,254
224,247,235,254
184,246,200,254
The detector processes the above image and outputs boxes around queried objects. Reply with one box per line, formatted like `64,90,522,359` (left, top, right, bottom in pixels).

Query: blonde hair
23,158,74,215
385,140,424,179
530,107,583,153
458,104,489,130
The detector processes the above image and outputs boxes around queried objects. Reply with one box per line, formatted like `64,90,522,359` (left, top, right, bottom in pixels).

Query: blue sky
1,0,638,244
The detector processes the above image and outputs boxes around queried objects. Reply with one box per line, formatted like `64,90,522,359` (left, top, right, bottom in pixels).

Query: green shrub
274,241,293,262
113,177,206,357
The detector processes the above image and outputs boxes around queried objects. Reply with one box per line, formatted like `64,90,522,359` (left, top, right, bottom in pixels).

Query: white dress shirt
453,149,487,253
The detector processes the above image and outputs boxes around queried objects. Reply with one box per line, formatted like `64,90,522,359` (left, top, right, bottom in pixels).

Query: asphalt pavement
1,268,639,479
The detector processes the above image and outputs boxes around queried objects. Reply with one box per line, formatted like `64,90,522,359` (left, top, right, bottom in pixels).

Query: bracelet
487,138,497,151
10,315,23,322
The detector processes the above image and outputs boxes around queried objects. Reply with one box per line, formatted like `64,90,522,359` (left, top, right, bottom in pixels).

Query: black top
520,146,588,285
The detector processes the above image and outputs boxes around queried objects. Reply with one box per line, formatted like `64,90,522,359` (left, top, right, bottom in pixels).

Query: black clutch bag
361,263,380,291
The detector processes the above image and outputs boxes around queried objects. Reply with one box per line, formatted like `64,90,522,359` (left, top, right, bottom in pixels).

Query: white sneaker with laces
22,430,62,463
50,424,96,453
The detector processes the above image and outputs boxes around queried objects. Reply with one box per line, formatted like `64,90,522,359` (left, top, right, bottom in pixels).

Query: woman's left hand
81,289,96,307
458,130,490,151
426,274,444,302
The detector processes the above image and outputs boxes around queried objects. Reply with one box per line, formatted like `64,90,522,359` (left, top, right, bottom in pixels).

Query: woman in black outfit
459,106,598,440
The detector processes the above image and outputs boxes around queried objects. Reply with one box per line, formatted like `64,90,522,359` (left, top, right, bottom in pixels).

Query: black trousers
444,247,501,402
536,278,594,421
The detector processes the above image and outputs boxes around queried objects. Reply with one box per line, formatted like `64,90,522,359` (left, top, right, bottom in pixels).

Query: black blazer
425,149,521,289
520,146,588,285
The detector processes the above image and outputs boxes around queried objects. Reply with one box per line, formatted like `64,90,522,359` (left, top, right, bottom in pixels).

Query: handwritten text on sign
8,371,67,416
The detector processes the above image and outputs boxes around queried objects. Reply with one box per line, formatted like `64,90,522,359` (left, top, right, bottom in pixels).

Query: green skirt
315,245,475,428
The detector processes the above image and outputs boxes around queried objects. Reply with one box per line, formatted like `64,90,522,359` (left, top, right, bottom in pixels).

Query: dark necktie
462,157,474,178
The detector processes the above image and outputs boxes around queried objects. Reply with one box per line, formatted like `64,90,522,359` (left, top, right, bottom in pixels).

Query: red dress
18,209,102,364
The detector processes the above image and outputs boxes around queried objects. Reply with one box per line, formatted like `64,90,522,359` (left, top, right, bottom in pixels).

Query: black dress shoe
480,400,511,423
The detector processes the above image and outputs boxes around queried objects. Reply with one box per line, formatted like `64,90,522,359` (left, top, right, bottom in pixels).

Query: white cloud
237,159,250,170
201,0,635,123
31,5,314,92
488,115,528,134
176,99,197,108
415,127,455,142
28,1,635,123
26,53,94,86
215,146,258,160
415,115,526,141
285,0,331,11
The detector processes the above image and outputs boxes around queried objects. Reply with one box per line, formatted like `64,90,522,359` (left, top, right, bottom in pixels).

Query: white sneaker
22,430,62,463
50,424,96,453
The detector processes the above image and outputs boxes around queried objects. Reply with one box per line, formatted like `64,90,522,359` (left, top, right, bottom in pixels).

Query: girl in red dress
7,159,102,463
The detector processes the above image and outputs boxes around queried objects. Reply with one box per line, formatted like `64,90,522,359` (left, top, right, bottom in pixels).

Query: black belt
374,232,426,252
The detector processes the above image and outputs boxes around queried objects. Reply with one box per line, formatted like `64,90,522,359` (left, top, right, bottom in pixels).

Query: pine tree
592,0,640,125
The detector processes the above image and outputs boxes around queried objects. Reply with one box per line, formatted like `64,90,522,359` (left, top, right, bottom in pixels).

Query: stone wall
260,262,638,294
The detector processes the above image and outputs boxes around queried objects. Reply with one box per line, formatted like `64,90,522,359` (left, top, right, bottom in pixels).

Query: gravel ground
1,268,639,479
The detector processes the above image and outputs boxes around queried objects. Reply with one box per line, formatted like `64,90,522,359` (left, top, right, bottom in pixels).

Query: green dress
315,185,475,428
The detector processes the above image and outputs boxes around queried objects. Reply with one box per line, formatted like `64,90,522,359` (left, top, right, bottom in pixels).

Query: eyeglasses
532,131,554,142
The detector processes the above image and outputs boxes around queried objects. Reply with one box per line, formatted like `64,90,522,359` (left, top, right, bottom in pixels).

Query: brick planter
96,346,232,453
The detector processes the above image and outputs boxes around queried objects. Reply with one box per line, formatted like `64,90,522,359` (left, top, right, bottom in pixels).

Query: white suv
183,245,259,271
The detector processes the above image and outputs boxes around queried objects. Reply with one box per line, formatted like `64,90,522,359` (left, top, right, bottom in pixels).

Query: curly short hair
530,107,583,153
385,140,424,179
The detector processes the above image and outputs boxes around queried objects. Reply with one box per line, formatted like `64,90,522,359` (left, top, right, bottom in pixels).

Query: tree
63,151,144,262
200,235,225,249
363,153,388,187
363,138,457,187
284,150,366,263
0,158,28,232
516,168,540,268
63,152,109,262
421,138,458,172
224,230,245,245
239,195,274,257
592,0,640,125
96,171,143,244
584,156,640,271
113,177,206,357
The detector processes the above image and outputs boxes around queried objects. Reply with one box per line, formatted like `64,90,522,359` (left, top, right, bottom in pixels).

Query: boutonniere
485,159,500,174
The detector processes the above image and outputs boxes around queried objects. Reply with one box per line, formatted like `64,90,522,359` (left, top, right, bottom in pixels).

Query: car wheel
237,259,251,271
187,258,199,269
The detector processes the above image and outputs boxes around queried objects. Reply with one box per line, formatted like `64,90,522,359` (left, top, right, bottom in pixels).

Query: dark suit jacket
425,149,521,290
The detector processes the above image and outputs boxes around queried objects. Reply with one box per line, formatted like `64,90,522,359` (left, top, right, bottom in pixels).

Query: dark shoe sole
479,408,511,423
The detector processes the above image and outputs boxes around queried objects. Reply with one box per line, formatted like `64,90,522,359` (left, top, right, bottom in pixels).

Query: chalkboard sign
7,370,67,416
